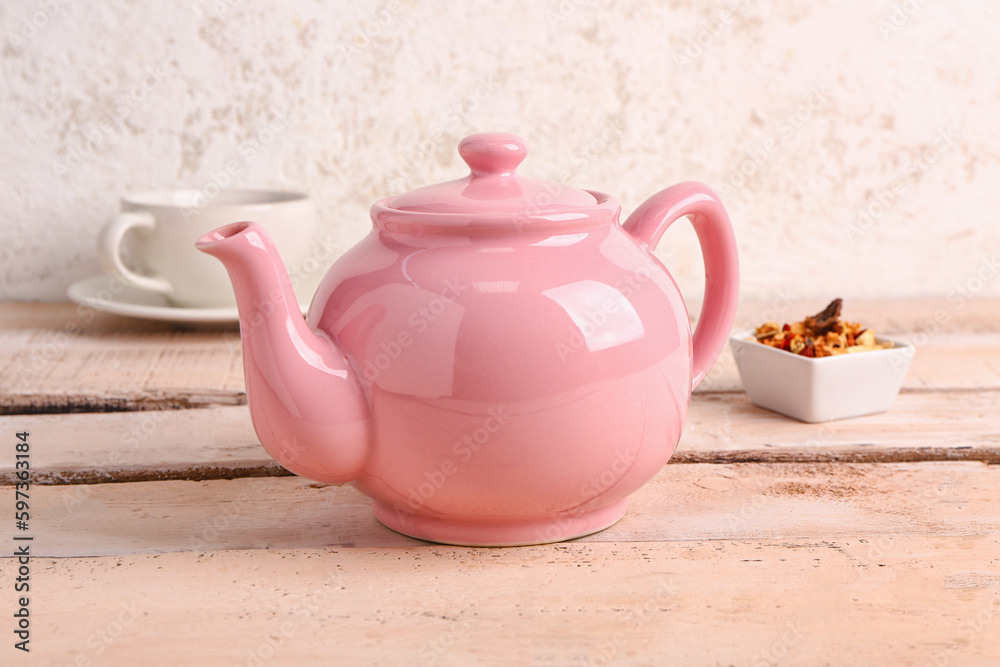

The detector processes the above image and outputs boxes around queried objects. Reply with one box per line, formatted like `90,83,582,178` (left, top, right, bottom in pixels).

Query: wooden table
1,299,998,666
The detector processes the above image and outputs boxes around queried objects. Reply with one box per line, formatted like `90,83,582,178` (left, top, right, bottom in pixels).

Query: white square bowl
728,331,915,423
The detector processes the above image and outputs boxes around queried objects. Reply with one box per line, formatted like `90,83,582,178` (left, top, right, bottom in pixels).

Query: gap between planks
2,390,999,485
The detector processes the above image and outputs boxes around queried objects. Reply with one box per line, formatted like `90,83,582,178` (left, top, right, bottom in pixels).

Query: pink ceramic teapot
197,132,739,546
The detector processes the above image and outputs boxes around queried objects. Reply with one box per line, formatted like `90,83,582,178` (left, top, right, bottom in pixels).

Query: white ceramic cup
98,189,319,309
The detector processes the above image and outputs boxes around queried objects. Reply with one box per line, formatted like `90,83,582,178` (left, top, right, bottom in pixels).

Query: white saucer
67,276,309,327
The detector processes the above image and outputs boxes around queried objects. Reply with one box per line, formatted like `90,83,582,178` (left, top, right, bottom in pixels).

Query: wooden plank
2,300,1000,412
0,311,245,412
5,332,996,411
678,390,1000,463
697,333,1000,393
703,296,1000,391
0,406,280,484
0,302,183,333
19,461,1000,557
4,535,999,666
2,390,999,486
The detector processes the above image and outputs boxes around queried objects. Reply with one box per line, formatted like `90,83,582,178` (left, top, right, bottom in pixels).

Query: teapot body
199,133,739,546
309,210,693,545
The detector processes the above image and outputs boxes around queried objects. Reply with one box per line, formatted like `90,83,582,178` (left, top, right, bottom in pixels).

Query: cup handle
97,212,172,295
623,182,740,389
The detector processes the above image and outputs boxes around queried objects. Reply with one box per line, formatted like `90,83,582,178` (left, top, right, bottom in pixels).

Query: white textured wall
2,0,999,304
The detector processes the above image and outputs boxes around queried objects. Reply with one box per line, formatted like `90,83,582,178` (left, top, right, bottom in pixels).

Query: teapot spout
196,222,370,483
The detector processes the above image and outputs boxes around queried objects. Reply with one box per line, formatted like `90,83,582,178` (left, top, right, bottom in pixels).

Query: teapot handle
623,182,739,389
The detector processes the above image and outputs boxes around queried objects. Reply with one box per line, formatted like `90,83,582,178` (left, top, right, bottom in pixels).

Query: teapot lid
386,132,599,215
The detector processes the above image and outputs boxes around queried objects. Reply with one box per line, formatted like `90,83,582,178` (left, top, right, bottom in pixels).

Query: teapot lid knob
383,131,599,217
458,132,527,176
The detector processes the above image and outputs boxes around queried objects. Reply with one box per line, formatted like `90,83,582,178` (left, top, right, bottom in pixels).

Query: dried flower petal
752,299,892,357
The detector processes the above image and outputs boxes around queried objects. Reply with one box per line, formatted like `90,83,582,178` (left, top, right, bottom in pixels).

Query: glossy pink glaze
196,222,371,484
623,182,741,388
196,133,739,546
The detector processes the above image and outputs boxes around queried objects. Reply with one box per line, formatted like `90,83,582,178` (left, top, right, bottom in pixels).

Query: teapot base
371,499,628,547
